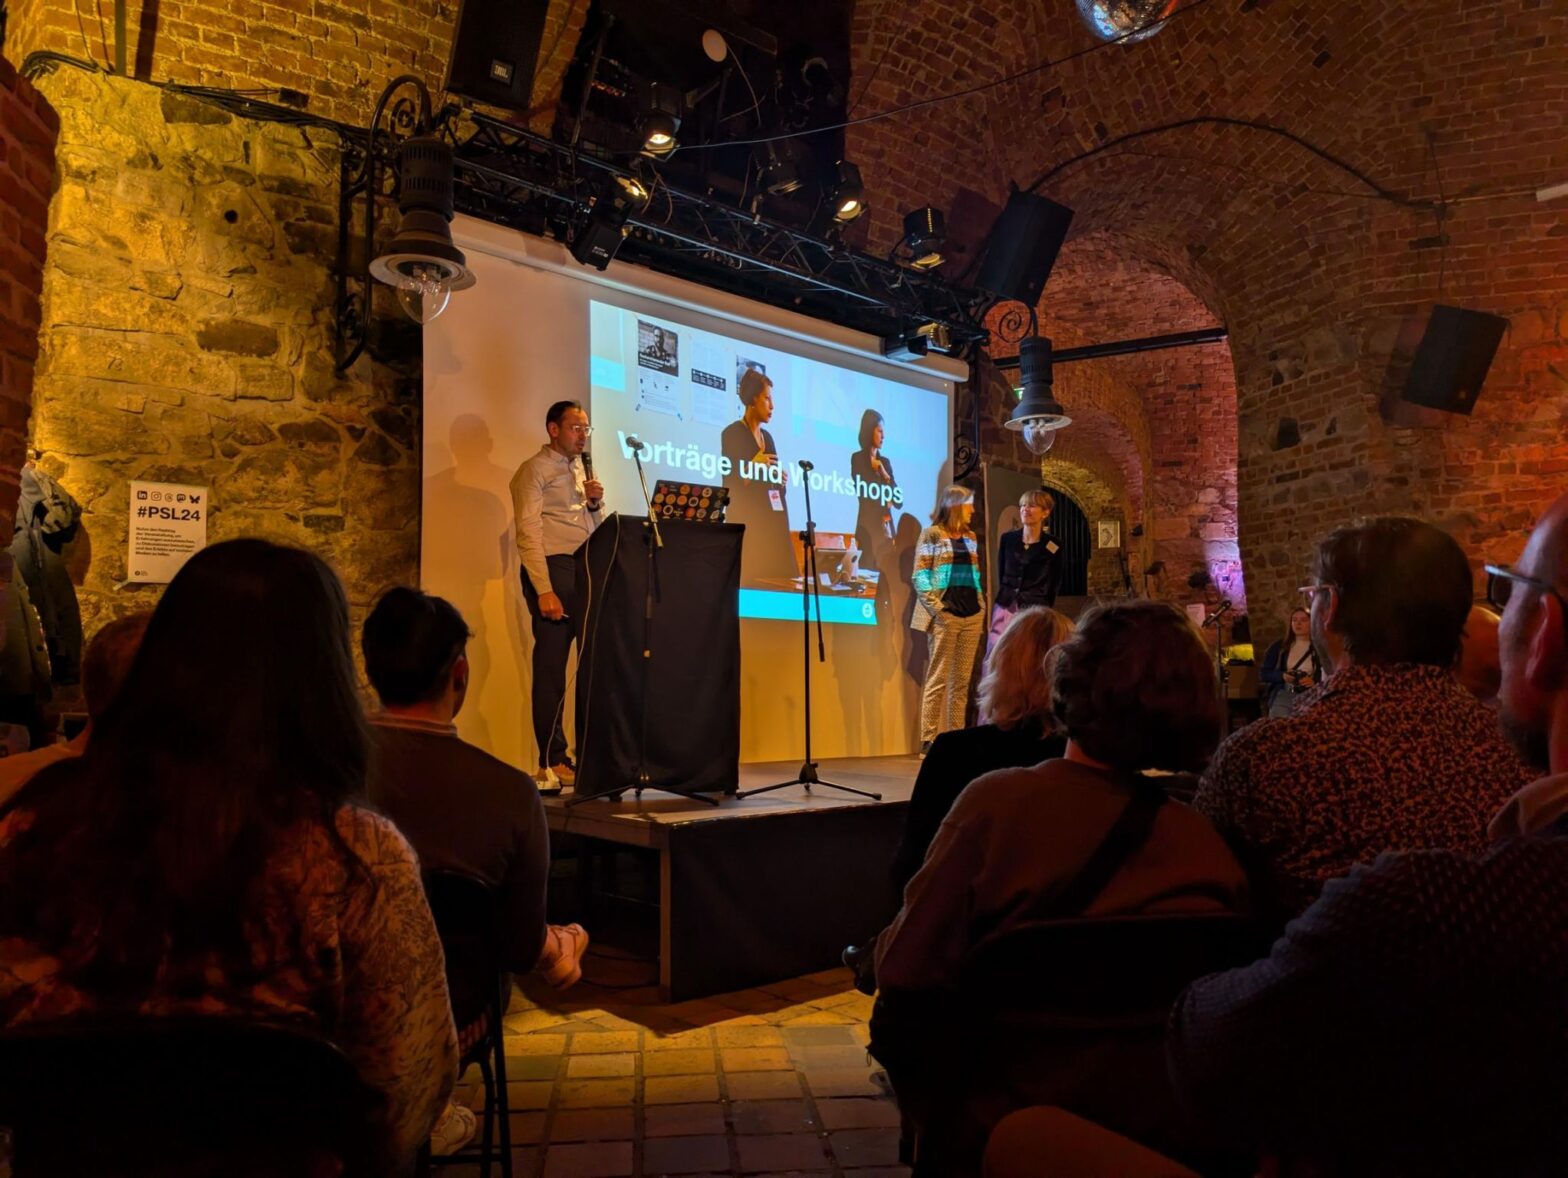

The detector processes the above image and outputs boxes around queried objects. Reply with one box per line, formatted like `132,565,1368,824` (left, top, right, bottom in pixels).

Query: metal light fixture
1006,335,1072,455
831,160,865,221
335,74,475,372
760,140,805,196
368,133,475,324
903,206,945,269
640,81,682,156
570,170,652,270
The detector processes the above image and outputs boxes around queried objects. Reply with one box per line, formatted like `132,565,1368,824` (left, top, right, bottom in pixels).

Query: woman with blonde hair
844,606,1074,994
911,484,986,752
990,488,1062,649
893,606,1072,890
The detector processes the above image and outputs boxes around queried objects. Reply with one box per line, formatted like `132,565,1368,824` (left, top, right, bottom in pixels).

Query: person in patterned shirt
1193,517,1533,915
0,540,457,1172
1168,494,1568,1176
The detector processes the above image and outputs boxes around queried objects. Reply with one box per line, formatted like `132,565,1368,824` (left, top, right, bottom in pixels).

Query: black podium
572,514,742,801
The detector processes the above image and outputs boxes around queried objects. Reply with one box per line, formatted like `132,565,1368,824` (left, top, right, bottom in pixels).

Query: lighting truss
448,112,992,353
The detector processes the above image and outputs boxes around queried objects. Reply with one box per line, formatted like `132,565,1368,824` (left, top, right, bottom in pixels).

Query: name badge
768,489,785,512
1046,540,1060,554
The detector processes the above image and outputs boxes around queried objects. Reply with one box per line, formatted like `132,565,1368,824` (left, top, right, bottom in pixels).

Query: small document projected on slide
589,299,951,626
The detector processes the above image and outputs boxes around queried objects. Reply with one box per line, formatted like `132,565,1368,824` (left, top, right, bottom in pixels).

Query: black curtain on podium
574,515,742,797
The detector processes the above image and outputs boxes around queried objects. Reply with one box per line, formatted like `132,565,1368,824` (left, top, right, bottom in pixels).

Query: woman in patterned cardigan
911,484,987,751
0,539,458,1172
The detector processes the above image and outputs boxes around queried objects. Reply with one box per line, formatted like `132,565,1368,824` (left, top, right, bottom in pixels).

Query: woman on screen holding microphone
911,485,985,754
850,409,898,574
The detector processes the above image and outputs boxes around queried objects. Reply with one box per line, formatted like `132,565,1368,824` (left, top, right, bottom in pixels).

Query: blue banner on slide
739,588,878,626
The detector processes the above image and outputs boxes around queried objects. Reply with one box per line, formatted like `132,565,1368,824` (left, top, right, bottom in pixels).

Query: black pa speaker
1400,305,1508,415
975,191,1075,306
446,0,551,113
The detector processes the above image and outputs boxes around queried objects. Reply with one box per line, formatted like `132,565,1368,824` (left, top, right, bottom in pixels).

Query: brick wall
4,0,587,128
850,0,1568,629
0,55,57,529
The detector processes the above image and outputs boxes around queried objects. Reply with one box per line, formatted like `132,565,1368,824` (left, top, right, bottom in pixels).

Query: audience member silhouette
891,606,1073,892
877,600,1247,994
0,610,149,807
1194,517,1532,914
845,607,1073,993
361,587,588,991
1169,494,1568,1176
0,540,457,1170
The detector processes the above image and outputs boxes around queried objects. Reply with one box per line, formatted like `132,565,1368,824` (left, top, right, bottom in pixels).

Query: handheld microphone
798,459,815,472
626,436,647,452
582,451,602,511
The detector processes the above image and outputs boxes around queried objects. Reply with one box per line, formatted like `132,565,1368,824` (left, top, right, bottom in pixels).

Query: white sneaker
534,766,561,794
430,1099,478,1155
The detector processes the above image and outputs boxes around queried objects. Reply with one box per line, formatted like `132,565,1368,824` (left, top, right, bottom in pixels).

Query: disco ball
1075,0,1180,43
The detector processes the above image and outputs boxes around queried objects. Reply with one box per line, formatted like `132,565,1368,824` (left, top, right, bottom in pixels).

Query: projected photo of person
850,409,898,572
721,367,796,585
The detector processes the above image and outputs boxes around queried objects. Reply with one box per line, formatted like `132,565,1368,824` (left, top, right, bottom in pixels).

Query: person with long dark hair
0,539,457,1170
1259,606,1321,717
850,409,899,570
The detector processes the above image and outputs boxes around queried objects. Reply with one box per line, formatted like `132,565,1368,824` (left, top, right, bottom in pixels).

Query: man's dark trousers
522,553,582,769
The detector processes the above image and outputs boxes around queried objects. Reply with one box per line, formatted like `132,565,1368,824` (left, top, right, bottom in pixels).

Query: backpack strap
1043,776,1167,919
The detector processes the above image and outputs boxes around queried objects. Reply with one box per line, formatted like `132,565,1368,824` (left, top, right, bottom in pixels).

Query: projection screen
421,215,963,771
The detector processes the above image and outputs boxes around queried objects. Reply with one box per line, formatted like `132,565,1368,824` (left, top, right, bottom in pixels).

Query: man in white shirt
509,401,602,788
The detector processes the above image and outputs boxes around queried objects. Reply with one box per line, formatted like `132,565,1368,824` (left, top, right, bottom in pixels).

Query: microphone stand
1205,601,1234,733
632,445,662,548
738,462,881,802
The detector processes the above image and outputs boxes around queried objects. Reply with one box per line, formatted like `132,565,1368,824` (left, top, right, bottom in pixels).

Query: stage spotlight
880,333,930,362
570,171,652,271
831,161,865,221
903,206,946,269
915,321,952,353
640,81,682,156
369,134,476,325
760,140,805,195
1005,335,1072,455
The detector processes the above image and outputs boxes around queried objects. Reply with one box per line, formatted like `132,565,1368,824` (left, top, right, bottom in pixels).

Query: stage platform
544,756,918,1001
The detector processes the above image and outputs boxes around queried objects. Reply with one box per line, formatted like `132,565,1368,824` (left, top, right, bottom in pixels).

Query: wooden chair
0,1016,382,1177
871,913,1270,1177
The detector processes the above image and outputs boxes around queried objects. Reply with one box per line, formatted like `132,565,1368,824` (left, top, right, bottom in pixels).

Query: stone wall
26,66,418,632
0,55,57,528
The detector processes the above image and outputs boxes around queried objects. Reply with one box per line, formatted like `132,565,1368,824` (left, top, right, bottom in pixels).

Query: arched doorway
1048,491,1092,597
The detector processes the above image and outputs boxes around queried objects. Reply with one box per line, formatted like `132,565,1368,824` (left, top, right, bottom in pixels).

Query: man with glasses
1193,517,1531,915
510,400,603,790
1168,498,1568,1174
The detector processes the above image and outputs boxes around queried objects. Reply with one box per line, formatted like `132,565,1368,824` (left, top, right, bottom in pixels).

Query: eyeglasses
1297,583,1336,610
561,423,593,437
1485,563,1568,614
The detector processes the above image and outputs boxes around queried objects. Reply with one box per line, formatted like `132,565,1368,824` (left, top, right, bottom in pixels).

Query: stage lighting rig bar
449,113,990,352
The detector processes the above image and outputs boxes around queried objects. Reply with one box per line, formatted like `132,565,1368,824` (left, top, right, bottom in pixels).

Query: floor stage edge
544,756,917,1001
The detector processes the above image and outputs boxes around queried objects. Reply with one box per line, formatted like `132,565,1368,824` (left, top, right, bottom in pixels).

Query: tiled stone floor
440,957,907,1178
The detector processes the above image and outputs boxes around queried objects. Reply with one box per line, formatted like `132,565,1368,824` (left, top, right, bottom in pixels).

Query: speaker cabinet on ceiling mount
1399,305,1509,415
976,191,1075,307
446,0,551,114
